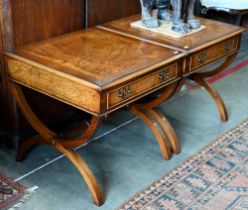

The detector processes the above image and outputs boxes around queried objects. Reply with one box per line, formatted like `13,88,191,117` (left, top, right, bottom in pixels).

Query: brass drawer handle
158,68,170,81
225,41,232,52
198,51,207,64
118,85,132,100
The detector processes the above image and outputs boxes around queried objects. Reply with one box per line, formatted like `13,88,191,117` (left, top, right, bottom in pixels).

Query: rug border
116,117,248,210
0,172,27,210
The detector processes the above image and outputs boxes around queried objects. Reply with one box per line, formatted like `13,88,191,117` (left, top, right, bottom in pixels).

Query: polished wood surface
4,10,245,206
7,0,84,49
189,37,239,72
5,28,185,115
107,63,179,109
100,15,245,121
100,15,245,53
13,29,182,86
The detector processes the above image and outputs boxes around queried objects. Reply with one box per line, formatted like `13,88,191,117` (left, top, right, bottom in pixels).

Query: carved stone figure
140,0,201,34
157,0,171,21
140,0,171,28
171,0,200,34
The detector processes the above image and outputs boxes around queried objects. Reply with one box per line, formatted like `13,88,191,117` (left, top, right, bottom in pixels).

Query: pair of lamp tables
4,14,245,205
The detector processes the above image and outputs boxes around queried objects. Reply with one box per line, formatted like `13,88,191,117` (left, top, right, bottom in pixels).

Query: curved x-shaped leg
147,108,180,154
131,106,172,160
131,81,183,159
16,135,47,162
190,76,228,121
17,116,100,162
189,53,237,122
10,82,103,206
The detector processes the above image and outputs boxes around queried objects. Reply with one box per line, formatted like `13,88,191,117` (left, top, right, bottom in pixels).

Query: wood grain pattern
14,28,182,86
100,15,245,53
10,0,84,49
107,63,179,109
88,0,140,27
6,56,101,114
189,37,239,71
5,28,185,115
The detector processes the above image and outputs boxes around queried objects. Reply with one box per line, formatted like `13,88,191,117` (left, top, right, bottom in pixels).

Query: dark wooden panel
11,0,84,48
0,0,85,149
88,0,140,27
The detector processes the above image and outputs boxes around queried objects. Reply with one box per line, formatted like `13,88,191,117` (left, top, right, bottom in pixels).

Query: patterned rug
0,173,27,210
117,119,248,210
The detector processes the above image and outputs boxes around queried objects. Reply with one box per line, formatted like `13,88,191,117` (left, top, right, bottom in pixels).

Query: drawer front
107,63,179,109
189,37,239,71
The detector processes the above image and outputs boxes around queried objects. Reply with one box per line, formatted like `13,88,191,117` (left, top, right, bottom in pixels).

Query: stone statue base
131,19,206,39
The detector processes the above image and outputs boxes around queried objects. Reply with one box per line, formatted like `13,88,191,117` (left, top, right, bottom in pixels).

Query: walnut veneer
6,28,185,116
4,14,245,206
100,16,245,121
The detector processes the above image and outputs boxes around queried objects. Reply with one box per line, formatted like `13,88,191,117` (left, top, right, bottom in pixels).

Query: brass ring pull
198,51,207,64
118,85,132,100
158,68,170,81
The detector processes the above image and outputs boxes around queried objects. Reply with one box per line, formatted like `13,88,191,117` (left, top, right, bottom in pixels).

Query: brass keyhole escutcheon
118,85,132,100
198,51,207,64
158,68,170,81
225,41,232,52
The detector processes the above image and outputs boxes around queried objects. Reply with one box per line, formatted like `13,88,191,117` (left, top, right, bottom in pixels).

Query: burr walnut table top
5,28,185,116
5,18,245,117
11,28,184,87
100,16,245,75
100,16,245,53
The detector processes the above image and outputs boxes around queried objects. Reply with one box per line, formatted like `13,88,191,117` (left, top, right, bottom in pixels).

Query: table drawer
107,63,179,109
189,37,239,71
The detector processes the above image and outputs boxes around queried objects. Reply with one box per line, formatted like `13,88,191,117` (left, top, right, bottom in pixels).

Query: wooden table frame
5,17,245,206
9,53,237,206
11,83,103,205
189,53,238,122
10,79,183,206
